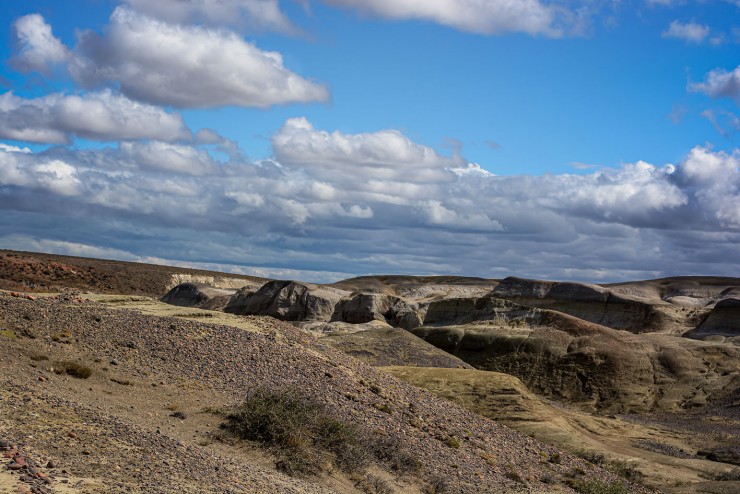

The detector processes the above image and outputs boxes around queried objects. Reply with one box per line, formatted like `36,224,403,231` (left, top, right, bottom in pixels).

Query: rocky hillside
0,250,266,296
0,292,637,494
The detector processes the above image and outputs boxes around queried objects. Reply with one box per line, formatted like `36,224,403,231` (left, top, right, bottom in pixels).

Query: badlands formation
0,250,738,494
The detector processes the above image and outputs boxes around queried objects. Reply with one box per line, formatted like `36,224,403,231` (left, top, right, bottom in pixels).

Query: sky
0,0,738,283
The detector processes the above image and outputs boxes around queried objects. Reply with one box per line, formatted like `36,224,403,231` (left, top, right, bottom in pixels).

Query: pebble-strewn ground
0,293,643,493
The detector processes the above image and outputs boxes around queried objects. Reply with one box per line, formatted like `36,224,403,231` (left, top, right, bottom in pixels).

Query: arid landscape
3,0,740,493
0,250,738,494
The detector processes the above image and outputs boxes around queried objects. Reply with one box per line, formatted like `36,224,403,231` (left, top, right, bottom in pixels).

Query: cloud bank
1,118,738,281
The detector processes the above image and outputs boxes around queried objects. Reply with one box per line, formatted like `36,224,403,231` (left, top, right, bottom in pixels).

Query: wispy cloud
690,65,740,105
322,0,577,37
662,20,709,43
123,0,297,33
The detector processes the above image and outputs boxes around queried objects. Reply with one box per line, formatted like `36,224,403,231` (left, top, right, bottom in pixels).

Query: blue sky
0,0,738,282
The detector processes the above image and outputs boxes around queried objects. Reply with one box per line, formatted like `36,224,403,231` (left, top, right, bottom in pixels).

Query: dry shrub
567,479,627,494
54,361,92,379
223,388,414,477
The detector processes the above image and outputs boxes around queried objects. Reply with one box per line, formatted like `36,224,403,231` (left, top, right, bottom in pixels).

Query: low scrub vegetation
577,450,606,466
222,388,417,477
702,467,740,481
567,479,628,494
54,361,93,379
575,451,644,484
607,459,644,484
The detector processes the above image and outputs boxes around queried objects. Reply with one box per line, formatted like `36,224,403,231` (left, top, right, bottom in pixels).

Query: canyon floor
0,250,738,494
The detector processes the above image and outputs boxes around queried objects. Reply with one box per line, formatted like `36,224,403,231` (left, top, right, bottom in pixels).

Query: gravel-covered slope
0,293,641,494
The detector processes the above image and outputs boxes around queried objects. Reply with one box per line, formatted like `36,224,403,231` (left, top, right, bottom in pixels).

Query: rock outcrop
224,280,349,322
686,298,740,339
160,283,236,310
492,277,664,333
331,293,400,324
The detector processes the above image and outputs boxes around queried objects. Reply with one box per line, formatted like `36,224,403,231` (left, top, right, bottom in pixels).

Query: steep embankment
491,277,694,334
411,297,740,413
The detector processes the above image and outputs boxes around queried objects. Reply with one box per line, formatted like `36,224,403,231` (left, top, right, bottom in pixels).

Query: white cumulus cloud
273,117,462,184
10,14,70,73
0,90,191,144
70,7,329,108
119,141,217,175
690,65,740,105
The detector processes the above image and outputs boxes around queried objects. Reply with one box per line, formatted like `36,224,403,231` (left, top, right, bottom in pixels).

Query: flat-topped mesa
491,276,661,333
607,276,740,306
224,280,350,322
